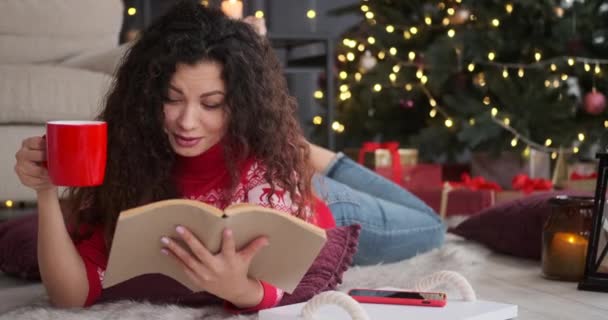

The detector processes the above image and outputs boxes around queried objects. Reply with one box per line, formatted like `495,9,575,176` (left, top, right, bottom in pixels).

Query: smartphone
347,288,447,307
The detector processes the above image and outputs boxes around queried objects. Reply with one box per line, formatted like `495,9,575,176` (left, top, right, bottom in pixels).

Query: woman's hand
243,16,267,36
161,226,269,308
14,136,55,192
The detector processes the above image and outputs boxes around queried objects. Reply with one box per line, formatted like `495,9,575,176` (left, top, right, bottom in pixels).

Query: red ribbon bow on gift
570,172,598,181
511,174,553,194
449,173,503,191
357,141,403,184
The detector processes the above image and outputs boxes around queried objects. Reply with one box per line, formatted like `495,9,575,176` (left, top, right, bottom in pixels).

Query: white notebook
259,294,517,320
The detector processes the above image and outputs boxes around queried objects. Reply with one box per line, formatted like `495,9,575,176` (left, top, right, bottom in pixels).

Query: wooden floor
472,253,608,320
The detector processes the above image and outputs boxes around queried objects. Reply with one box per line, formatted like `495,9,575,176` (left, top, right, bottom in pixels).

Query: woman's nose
177,104,200,130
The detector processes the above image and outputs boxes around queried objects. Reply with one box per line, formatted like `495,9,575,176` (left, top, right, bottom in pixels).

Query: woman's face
163,60,228,157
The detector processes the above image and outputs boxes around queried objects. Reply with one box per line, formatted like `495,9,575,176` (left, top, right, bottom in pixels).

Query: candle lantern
578,152,608,292
542,196,593,281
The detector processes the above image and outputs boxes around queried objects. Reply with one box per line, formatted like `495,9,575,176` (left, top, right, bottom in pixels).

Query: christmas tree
324,0,608,162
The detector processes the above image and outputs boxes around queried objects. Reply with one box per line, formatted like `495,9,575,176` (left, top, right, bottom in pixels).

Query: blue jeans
313,154,445,265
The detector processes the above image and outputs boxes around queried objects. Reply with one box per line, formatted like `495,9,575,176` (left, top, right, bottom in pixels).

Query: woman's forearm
37,188,89,308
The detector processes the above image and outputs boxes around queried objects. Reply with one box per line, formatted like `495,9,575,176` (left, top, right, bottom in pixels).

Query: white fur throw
0,235,489,320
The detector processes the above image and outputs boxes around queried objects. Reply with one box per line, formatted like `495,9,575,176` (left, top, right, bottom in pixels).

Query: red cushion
450,191,591,259
0,212,39,280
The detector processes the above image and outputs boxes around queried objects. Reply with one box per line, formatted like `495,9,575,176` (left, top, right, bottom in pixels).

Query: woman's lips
174,134,202,148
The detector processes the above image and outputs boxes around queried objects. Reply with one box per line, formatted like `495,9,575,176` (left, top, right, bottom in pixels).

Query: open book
102,199,327,293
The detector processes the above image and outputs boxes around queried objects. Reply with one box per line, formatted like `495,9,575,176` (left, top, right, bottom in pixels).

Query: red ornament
584,89,607,115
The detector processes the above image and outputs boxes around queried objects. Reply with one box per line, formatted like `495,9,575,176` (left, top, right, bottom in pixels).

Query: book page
103,199,225,291
223,206,327,293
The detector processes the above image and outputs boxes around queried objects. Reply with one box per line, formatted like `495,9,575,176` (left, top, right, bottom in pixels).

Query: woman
15,2,330,311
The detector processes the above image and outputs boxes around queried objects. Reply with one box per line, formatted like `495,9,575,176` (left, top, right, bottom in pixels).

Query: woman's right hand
14,136,55,192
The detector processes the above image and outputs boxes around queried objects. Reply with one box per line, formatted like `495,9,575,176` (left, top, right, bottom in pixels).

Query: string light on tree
578,133,585,141
127,7,137,15
255,10,264,18
511,138,518,147
312,116,323,125
306,9,316,19
568,58,575,66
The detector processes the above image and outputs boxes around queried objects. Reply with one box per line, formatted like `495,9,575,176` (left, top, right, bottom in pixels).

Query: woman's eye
202,101,224,109
163,97,182,104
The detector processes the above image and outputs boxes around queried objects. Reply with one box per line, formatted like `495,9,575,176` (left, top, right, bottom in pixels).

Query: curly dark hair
66,1,313,244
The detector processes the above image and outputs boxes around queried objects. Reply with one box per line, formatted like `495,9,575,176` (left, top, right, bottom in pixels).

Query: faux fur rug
0,235,490,320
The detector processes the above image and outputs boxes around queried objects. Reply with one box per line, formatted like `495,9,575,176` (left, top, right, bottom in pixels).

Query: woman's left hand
161,226,269,308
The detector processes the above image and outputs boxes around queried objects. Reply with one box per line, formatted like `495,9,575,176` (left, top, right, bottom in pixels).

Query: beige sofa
0,0,127,202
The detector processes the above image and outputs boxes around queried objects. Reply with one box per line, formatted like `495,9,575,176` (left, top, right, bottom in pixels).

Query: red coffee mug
46,121,107,186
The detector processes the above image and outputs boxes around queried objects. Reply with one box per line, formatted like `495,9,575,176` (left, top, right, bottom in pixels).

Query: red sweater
75,142,335,311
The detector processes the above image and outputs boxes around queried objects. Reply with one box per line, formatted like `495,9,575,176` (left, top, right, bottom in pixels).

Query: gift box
562,162,598,192
344,142,419,184
345,145,418,169
410,187,495,218
494,174,554,204
471,150,550,189
374,164,442,190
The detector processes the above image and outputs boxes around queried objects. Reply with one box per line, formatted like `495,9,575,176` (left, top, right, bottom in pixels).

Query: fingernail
225,229,232,237
160,249,169,255
176,226,185,234
161,237,170,245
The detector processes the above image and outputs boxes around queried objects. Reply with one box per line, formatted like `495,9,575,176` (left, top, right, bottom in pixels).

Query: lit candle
221,0,243,19
542,232,588,281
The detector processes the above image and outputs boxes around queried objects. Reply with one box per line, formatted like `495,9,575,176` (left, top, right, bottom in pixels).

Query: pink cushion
450,191,591,259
